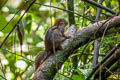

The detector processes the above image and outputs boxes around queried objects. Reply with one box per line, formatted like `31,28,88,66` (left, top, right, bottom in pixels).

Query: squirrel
35,19,69,70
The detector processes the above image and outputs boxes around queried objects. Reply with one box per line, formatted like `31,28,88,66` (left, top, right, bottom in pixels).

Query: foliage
0,0,119,80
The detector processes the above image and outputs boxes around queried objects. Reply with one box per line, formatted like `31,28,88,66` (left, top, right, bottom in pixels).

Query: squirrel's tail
35,51,51,70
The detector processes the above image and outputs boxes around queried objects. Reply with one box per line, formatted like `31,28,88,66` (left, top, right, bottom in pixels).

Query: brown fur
35,19,68,70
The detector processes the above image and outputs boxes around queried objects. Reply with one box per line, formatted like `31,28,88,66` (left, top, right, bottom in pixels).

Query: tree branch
32,16,120,80
93,46,120,80
83,0,116,15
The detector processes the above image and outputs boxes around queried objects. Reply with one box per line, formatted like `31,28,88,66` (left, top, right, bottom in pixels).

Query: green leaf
72,69,85,80
72,74,85,80
25,14,32,33
0,12,7,30
7,6,18,14
72,75,80,80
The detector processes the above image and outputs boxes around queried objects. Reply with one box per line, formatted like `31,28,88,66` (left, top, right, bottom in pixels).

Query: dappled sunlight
6,72,13,80
15,60,27,70
1,59,8,65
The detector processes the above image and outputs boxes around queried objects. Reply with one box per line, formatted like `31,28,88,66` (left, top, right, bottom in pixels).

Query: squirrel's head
54,18,68,27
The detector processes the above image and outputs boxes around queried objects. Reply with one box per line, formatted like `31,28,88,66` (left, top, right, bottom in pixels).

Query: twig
86,43,120,80
104,67,118,78
83,0,116,14
57,72,72,80
1,48,33,63
0,0,37,48
0,1,29,31
34,2,95,22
